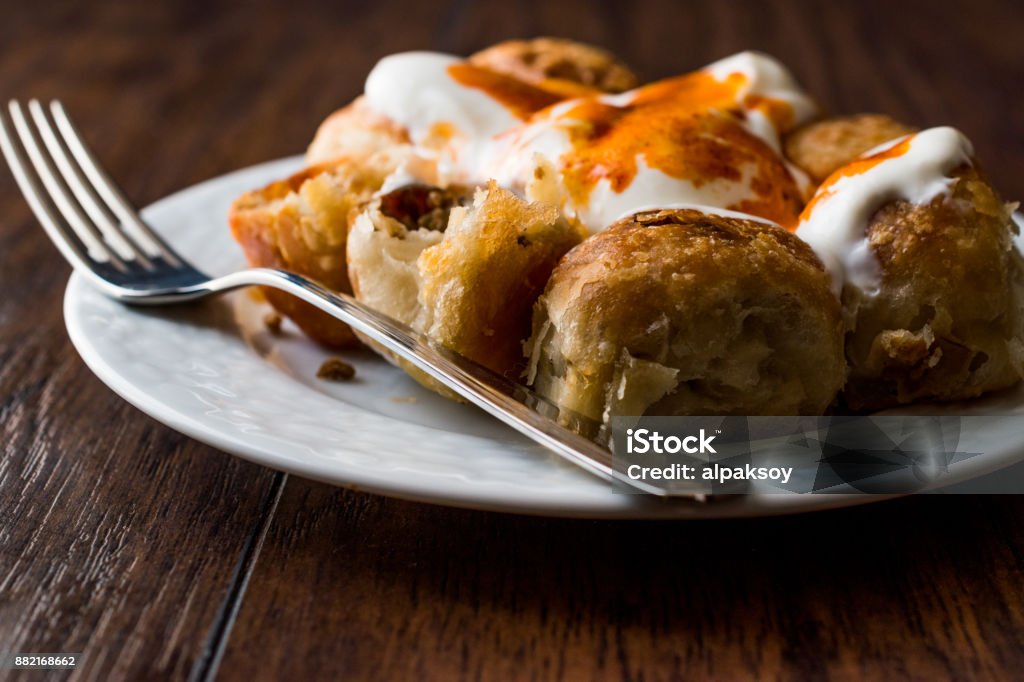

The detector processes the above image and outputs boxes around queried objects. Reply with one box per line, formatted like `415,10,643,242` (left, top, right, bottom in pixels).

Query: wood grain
0,179,284,681
1,0,1023,680
0,2,290,680
220,484,1024,681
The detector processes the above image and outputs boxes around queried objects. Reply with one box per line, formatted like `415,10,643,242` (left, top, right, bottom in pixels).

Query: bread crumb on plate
317,357,356,381
263,312,283,336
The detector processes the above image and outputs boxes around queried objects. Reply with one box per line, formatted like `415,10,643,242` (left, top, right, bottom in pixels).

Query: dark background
2,0,1023,680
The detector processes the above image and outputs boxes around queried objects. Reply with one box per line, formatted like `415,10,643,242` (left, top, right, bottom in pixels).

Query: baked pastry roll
229,151,407,347
306,96,412,166
347,182,585,392
525,209,846,422
796,127,1024,409
488,51,818,232
308,38,628,168
468,37,638,96
784,114,917,184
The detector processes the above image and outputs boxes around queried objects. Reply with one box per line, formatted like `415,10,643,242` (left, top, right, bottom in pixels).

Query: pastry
308,37,636,167
348,49,818,232
347,181,584,391
229,40,1024,419
784,113,917,184
796,127,1024,409
229,150,407,346
525,209,846,421
306,96,411,167
468,37,639,95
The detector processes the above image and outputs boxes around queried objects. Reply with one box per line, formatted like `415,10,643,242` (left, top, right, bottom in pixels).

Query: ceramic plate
62,158,1024,518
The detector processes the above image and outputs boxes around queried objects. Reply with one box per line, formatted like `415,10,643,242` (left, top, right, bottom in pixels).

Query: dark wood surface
1,0,1023,680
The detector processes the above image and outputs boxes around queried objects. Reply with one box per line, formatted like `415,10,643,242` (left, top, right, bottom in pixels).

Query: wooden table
2,0,1023,679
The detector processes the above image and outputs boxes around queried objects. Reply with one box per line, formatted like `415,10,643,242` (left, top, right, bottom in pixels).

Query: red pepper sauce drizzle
543,71,805,228
447,63,565,120
450,63,807,228
799,136,914,222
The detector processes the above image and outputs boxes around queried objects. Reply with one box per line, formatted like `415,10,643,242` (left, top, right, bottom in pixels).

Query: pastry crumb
389,395,418,404
263,312,283,335
317,357,356,381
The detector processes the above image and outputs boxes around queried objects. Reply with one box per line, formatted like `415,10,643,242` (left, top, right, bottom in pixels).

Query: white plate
62,157,1024,518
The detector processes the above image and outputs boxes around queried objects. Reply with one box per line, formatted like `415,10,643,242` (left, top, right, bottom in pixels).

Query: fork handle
129,266,681,498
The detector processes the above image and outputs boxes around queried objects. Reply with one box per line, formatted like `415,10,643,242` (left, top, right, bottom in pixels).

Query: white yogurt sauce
364,52,520,183
573,157,781,230
795,126,973,298
361,50,817,232
488,52,817,231
704,51,818,138
1012,211,1024,255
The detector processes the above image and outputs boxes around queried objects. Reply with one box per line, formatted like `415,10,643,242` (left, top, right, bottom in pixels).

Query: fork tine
49,100,183,266
0,108,92,270
28,100,154,269
3,101,128,273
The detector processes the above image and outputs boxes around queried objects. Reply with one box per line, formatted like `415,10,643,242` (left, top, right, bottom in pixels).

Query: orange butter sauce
448,58,807,229
548,71,804,228
447,63,564,120
799,136,914,221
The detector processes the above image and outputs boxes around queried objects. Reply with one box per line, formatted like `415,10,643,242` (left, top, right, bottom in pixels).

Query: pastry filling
377,184,472,233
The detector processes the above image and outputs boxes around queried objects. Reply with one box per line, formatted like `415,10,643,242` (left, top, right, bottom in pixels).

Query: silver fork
0,99,688,498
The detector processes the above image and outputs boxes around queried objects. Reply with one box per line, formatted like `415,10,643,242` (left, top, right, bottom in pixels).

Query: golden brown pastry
784,114,917,184
306,96,411,166
525,209,846,422
468,37,639,96
838,164,1024,409
229,150,407,347
227,42,1024,426
347,182,585,392
307,38,635,167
